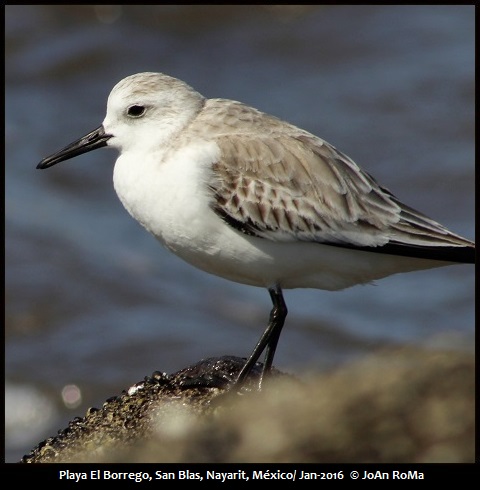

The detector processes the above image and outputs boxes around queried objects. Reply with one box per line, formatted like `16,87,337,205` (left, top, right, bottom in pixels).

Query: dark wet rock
21,348,474,463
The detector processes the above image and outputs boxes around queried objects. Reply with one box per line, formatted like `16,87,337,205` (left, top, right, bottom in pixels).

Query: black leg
235,286,288,388
261,287,287,374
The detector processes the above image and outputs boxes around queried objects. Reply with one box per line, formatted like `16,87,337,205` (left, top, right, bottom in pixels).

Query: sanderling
38,72,475,388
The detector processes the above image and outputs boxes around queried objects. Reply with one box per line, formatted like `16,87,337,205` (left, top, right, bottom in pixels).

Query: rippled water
5,5,474,462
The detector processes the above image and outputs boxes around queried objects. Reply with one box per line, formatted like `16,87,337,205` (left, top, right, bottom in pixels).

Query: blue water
5,5,474,462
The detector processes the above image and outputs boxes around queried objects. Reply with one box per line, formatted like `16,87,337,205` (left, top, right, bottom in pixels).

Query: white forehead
106,72,202,110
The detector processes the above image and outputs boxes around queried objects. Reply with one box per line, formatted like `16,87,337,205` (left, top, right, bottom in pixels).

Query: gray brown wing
208,128,474,261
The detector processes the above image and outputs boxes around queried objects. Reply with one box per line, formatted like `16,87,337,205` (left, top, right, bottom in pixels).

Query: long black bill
37,126,112,169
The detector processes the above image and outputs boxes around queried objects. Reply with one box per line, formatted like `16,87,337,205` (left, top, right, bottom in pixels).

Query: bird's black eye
127,105,146,118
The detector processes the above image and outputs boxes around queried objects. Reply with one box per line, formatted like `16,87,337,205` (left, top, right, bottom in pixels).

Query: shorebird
38,72,475,388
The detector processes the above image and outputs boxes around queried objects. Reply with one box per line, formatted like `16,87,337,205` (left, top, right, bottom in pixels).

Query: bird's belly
155,226,448,292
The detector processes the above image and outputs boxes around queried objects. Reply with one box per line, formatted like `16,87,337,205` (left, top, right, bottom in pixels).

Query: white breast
112,140,268,282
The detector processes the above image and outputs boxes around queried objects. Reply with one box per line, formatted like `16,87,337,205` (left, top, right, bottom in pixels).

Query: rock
20,347,474,463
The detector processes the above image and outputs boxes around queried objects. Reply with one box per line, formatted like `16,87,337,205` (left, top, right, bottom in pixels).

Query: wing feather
191,99,474,256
